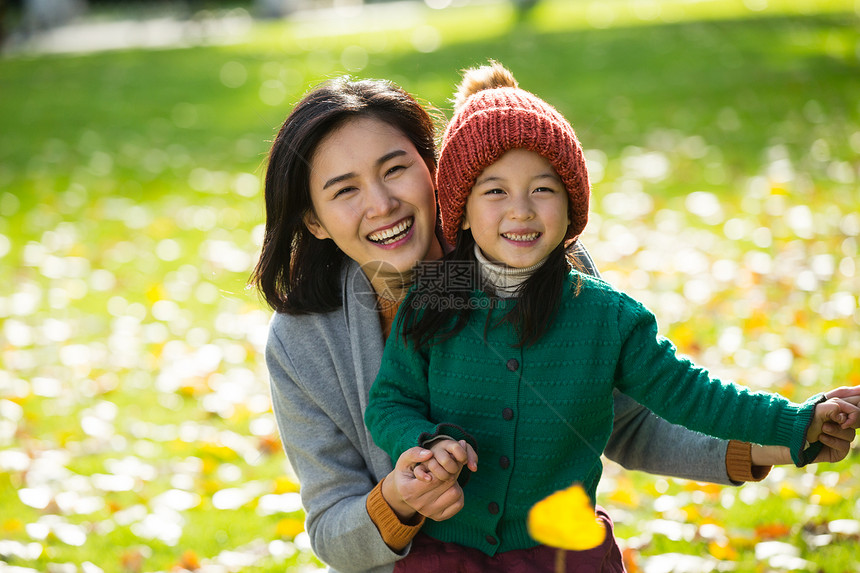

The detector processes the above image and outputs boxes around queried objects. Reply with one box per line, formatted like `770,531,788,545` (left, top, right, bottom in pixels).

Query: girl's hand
382,447,466,522
414,439,478,483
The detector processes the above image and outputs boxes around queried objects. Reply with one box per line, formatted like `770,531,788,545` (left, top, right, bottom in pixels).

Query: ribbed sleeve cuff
726,440,771,482
782,393,826,467
366,479,424,552
417,423,477,486
418,423,478,451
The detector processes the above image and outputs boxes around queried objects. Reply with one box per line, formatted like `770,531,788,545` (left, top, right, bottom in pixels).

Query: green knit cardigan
365,271,822,556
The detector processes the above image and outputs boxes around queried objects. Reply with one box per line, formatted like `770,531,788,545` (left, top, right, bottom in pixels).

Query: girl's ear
303,211,331,240
461,208,471,230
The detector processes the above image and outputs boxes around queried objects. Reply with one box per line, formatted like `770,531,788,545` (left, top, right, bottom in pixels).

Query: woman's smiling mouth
367,217,414,245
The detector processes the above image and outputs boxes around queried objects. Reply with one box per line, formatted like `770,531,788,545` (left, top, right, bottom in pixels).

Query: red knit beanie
437,82,590,247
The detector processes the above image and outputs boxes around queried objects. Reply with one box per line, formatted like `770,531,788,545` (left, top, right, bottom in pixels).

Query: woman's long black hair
251,77,440,314
397,228,579,349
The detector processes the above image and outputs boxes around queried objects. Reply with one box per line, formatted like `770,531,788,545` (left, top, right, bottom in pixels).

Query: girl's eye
484,188,505,195
534,186,556,193
333,186,357,198
385,165,405,177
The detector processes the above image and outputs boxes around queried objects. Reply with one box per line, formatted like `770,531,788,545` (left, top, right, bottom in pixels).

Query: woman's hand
813,419,857,463
752,386,860,466
814,386,860,462
752,415,857,466
381,447,466,523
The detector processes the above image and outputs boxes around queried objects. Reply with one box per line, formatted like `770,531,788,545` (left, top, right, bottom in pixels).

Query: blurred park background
1,0,859,571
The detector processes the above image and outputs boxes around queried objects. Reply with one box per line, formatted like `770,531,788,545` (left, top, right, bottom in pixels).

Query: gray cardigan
266,258,737,573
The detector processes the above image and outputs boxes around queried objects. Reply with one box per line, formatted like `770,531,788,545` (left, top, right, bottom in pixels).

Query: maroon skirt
394,506,625,573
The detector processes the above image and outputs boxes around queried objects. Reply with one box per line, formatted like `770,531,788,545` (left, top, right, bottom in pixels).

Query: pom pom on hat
437,63,590,247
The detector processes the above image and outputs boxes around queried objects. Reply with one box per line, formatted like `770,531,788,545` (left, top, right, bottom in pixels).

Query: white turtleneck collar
474,244,547,298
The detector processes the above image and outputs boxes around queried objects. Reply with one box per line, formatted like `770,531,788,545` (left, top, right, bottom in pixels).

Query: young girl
363,62,860,571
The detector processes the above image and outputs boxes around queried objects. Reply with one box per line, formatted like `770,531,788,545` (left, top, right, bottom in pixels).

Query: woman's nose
365,183,398,218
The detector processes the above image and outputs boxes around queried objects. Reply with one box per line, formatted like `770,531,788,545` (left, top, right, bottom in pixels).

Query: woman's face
305,116,442,286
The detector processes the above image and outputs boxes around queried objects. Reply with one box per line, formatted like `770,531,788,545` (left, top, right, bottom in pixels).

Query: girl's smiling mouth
367,216,414,245
501,231,541,243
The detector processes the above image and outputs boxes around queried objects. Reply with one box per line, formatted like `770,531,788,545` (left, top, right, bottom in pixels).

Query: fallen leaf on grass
621,547,640,573
755,522,791,539
3,518,24,533
810,484,841,506
275,518,305,539
177,549,200,571
707,539,738,560
120,549,145,573
608,486,639,507
273,476,299,495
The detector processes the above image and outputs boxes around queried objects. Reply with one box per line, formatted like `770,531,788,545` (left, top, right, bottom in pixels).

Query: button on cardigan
365,270,820,556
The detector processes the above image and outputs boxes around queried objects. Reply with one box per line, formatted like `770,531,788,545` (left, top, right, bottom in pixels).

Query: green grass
1,0,859,571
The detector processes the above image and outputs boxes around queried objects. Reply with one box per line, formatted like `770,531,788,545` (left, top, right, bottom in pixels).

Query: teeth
502,232,539,242
368,217,413,244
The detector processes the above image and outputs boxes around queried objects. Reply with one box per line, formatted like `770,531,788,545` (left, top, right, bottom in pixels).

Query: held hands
384,445,472,523
811,386,860,463
414,438,478,483
807,386,860,447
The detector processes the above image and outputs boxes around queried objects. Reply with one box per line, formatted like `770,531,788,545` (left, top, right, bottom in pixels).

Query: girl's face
462,148,569,269
304,116,442,288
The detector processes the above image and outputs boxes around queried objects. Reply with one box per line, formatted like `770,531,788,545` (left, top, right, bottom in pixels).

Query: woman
252,77,857,573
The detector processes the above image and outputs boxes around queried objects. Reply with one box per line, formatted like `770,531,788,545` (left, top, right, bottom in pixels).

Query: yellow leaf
2,518,23,533
682,504,701,522
608,474,640,506
273,476,298,495
608,486,639,508
744,309,768,331
778,483,799,499
708,540,737,560
685,482,721,499
199,442,237,462
667,324,695,353
811,484,841,506
527,483,605,551
201,478,221,496
178,549,200,570
276,518,305,539
146,283,165,303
